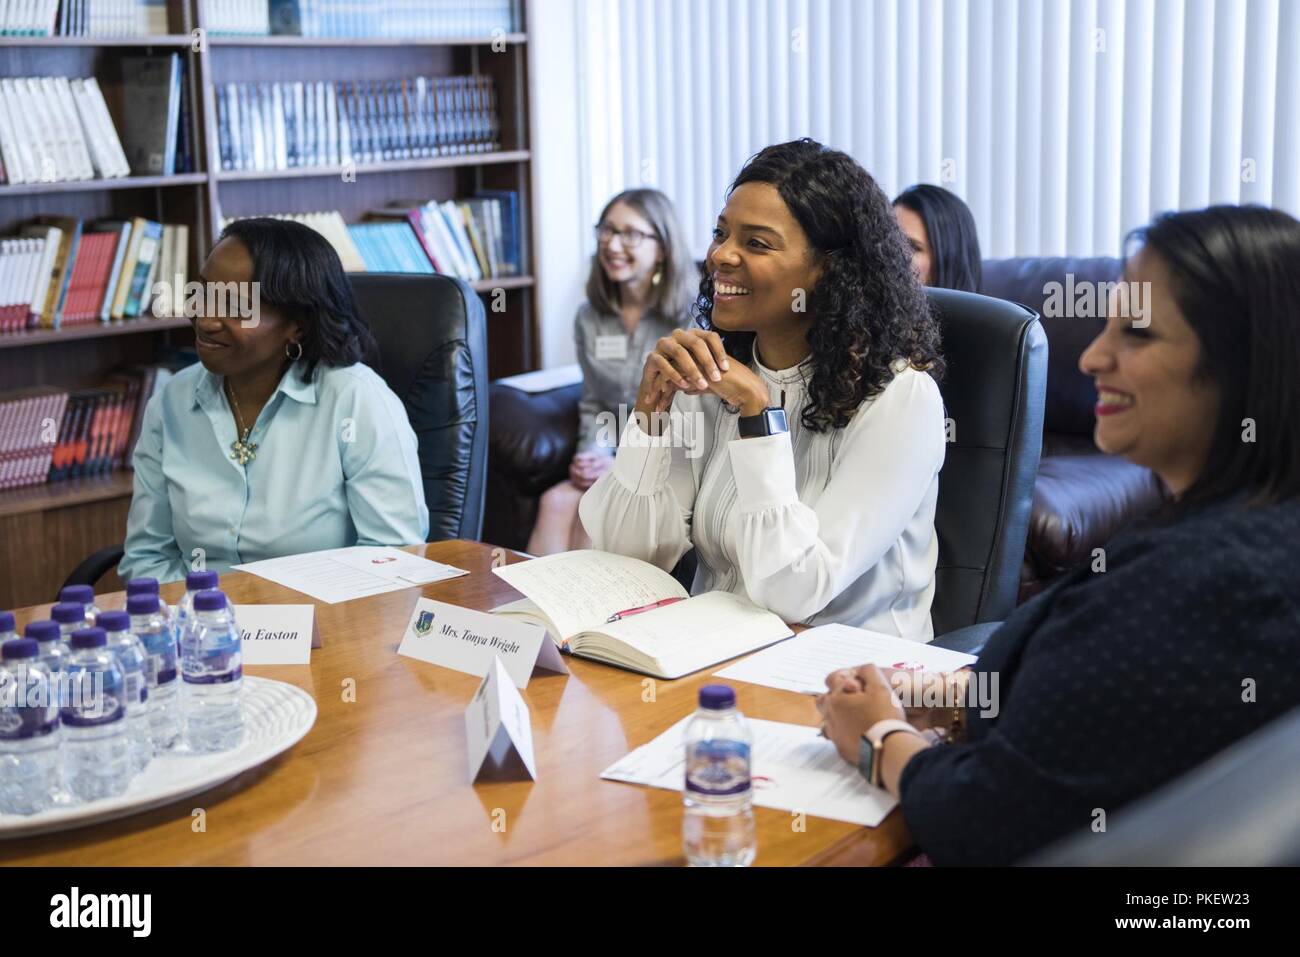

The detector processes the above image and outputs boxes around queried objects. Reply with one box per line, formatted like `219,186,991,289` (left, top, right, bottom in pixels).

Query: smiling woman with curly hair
579,139,948,639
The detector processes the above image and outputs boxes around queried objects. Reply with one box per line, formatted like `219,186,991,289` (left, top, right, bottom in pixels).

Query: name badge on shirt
595,335,629,361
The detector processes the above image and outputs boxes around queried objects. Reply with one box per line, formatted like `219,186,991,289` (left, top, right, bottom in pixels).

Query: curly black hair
218,217,378,383
694,139,944,432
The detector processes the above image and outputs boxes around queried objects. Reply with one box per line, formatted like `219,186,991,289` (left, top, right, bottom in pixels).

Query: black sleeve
899,533,1298,865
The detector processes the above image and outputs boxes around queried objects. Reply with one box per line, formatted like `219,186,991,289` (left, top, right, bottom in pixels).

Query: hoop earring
285,340,304,361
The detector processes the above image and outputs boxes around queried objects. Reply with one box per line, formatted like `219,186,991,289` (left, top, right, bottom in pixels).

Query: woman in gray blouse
527,189,695,554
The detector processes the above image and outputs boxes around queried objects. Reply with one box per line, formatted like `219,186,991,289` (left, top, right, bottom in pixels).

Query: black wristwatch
738,407,788,439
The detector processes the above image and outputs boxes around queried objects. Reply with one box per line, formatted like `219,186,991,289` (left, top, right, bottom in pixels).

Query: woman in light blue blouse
119,218,429,583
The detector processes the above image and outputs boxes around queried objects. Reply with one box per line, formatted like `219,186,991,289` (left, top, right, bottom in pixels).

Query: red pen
606,597,686,622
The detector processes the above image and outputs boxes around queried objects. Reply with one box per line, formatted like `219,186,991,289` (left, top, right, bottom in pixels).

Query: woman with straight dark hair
893,184,982,292
120,218,429,582
580,140,948,638
817,205,1300,865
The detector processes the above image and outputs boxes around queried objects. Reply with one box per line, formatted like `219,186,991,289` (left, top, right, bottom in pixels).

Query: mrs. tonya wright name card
397,597,567,688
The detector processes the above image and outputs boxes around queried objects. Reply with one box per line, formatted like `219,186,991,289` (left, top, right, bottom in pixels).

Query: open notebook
491,551,793,679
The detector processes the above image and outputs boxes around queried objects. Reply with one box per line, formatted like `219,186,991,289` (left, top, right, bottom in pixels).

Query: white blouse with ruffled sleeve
577,353,946,640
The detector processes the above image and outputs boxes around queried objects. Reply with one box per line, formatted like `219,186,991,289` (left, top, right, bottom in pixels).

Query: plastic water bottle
57,586,100,627
128,594,180,752
126,578,172,624
180,590,244,753
0,611,16,644
0,639,61,814
51,602,87,646
97,611,152,772
682,684,756,866
62,628,132,802
25,621,69,702
175,570,219,634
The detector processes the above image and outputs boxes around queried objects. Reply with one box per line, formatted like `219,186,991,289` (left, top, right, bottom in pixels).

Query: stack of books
0,216,188,331
0,57,191,185
0,364,173,491
50,1,169,36
206,0,517,39
215,74,499,172
222,191,520,281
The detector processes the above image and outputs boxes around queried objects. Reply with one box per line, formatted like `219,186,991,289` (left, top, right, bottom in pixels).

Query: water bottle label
61,670,125,727
685,740,752,797
183,664,243,686
0,711,59,740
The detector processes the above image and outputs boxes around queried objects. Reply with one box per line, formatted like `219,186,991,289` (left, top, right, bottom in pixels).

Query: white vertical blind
574,0,1300,260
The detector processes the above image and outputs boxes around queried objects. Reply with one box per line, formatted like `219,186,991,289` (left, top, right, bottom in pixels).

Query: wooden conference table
0,540,914,866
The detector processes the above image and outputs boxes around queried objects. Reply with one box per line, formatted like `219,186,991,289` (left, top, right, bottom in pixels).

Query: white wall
528,0,588,368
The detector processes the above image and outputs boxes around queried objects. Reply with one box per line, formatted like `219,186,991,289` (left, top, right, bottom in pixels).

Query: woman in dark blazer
817,205,1300,865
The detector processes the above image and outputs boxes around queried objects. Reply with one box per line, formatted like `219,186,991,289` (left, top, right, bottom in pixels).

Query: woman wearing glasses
527,189,696,555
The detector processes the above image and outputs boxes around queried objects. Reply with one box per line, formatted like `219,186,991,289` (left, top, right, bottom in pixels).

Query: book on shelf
216,74,500,173
120,53,186,175
0,73,140,184
0,215,186,330
490,550,794,680
28,1,172,37
206,0,518,39
225,193,522,281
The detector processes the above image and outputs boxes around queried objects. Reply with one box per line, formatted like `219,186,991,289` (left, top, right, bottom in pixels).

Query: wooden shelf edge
0,317,192,350
0,35,195,48
470,276,534,293
0,470,135,519
0,173,208,197
214,151,530,182
206,33,527,48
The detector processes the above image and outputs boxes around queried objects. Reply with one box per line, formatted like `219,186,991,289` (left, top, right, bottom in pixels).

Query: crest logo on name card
415,610,436,636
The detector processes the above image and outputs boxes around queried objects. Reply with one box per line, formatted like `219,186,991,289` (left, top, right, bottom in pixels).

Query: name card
466,656,537,782
234,605,318,665
397,597,567,689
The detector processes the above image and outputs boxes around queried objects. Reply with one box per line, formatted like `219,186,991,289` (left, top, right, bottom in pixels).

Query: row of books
207,0,517,38
223,191,520,281
0,365,173,491
0,58,192,185
215,74,499,172
0,1,166,35
0,216,189,331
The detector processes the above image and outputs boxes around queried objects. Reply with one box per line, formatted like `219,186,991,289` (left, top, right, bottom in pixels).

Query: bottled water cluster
0,571,245,815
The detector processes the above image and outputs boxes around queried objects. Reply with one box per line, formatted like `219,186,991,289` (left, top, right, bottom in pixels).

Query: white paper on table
714,623,977,696
233,604,318,664
327,546,469,586
494,364,582,394
465,657,538,781
601,715,897,828
233,547,467,604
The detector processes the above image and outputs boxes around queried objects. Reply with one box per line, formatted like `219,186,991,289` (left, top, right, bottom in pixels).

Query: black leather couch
485,257,1167,601
978,258,1167,599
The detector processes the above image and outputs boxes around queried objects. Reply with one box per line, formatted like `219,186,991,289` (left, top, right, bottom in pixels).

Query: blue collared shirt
119,360,430,583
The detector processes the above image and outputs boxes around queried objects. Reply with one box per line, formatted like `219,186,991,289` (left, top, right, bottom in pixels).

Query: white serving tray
0,676,317,840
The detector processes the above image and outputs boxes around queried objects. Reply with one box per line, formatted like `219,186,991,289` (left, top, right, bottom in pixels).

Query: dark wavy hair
893,183,983,292
1129,205,1300,509
217,217,378,382
694,139,944,432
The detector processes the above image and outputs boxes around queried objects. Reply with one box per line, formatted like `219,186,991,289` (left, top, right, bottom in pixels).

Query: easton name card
466,656,537,782
397,597,568,688
234,605,319,665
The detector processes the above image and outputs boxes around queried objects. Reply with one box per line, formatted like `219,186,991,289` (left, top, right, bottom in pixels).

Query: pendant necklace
226,380,258,466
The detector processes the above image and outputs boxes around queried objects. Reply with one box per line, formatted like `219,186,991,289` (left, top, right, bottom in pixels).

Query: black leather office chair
928,287,1047,651
61,273,488,591
1028,706,1300,865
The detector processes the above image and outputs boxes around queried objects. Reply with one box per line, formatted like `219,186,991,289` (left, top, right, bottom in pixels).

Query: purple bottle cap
59,585,95,605
127,594,161,616
69,627,107,650
24,620,60,643
51,602,86,624
698,684,736,710
126,578,160,597
96,610,130,633
0,610,15,632
186,570,219,591
2,638,38,660
193,589,227,612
